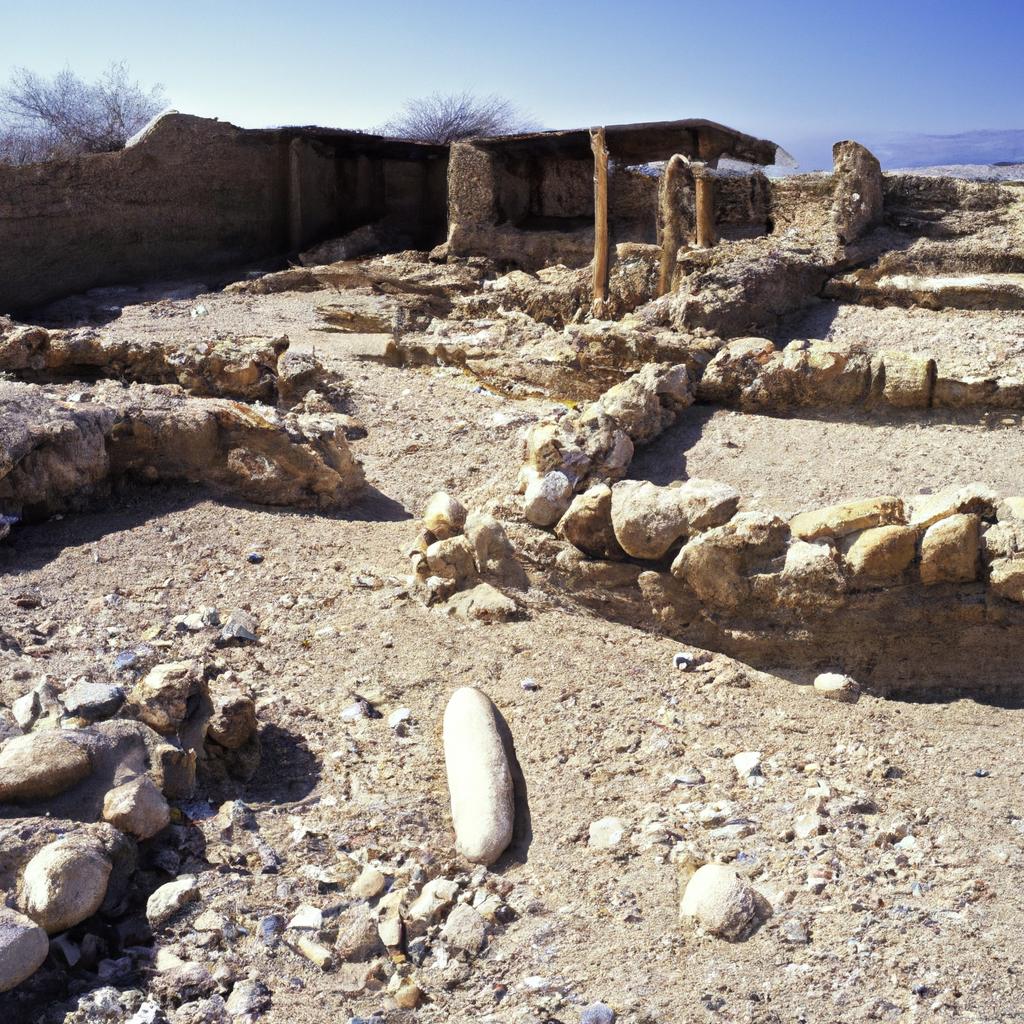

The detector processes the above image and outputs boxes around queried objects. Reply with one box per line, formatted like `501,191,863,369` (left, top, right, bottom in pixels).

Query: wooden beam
694,162,717,249
590,126,610,318
657,154,690,296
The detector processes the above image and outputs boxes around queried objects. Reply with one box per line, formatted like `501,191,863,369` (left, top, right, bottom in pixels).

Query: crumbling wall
0,114,448,312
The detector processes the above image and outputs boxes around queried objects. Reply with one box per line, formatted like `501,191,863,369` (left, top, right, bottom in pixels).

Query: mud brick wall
0,114,448,312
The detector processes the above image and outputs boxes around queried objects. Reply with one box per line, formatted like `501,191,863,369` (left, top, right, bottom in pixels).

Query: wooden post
288,137,303,252
694,162,717,249
590,127,609,318
657,154,689,296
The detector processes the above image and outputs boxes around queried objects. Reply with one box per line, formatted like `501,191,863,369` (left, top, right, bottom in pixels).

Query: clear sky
3,0,1022,169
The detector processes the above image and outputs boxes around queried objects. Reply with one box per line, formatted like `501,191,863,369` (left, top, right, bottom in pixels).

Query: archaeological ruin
1,107,1023,1022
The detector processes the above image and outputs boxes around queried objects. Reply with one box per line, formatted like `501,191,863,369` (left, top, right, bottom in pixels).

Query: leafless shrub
380,91,540,144
0,61,167,165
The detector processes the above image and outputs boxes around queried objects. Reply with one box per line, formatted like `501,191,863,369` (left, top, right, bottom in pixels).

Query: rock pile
518,363,695,528
0,659,260,994
408,492,525,621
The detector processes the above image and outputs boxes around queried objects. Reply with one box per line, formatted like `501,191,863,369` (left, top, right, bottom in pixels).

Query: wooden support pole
657,154,689,296
694,163,717,249
590,126,609,318
288,137,303,252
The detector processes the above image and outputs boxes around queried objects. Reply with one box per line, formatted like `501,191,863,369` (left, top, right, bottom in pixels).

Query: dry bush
0,61,167,165
380,91,540,144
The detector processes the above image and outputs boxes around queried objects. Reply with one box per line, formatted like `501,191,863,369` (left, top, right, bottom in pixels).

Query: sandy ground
632,406,1024,517
774,300,1024,380
3,283,1024,1024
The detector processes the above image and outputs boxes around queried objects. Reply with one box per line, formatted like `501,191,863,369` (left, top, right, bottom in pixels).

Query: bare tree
0,61,167,164
380,91,540,144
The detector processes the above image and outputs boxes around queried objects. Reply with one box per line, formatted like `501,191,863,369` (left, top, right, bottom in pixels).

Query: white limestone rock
680,863,760,940
442,687,514,865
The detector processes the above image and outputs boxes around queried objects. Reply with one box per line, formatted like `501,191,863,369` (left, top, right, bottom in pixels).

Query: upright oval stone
443,687,514,865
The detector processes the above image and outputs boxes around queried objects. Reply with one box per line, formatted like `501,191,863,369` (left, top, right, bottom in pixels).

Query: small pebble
246,552,264,564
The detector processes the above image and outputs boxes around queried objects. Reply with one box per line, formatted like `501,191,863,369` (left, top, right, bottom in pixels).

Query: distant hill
867,129,1024,168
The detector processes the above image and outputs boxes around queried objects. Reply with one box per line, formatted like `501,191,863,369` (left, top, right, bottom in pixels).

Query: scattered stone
447,582,518,622
732,751,762,778
393,978,422,1009
780,917,810,944
407,878,459,933
219,609,259,644
679,863,761,941
0,907,49,993
524,470,573,527
351,865,387,901
22,836,113,934
581,1003,616,1024
62,681,126,721
387,707,412,732
147,874,200,928
443,687,515,865
288,904,324,931
12,690,40,730
919,513,980,584
423,491,468,540
813,672,860,703
335,903,384,961
794,812,824,840
292,935,335,971
102,776,171,839
0,730,92,801
441,903,488,955
225,979,270,1018
588,816,626,849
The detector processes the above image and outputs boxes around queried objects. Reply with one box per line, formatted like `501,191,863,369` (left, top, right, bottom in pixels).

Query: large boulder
0,908,48,992
20,835,113,934
671,511,789,611
919,514,980,585
680,863,762,941
443,687,514,865
102,776,171,840
790,496,904,542
611,479,740,560
0,732,92,803
556,484,625,560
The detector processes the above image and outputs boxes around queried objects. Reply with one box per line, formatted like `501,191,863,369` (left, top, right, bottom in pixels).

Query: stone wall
447,142,777,270
513,364,1024,697
0,114,448,312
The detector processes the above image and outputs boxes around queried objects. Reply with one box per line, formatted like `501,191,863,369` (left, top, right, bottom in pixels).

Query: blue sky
3,0,1022,169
